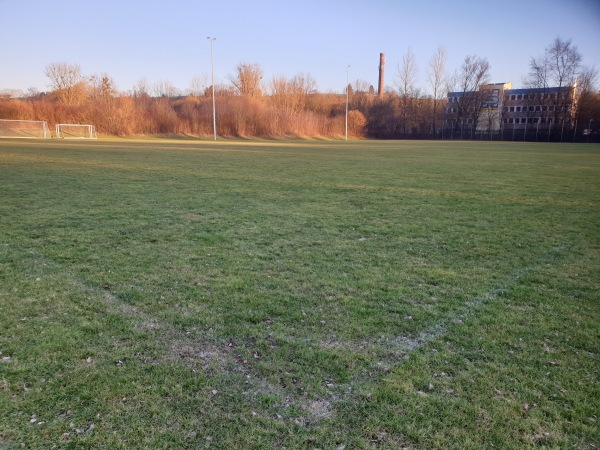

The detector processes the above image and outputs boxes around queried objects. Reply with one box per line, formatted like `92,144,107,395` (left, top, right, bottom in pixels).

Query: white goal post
0,119,50,139
55,123,97,139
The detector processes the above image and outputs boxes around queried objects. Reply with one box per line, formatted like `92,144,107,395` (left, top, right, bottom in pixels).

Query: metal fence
384,126,599,143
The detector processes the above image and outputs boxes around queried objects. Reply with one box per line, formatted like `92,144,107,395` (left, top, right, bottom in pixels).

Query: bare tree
189,74,208,97
269,75,297,114
528,37,582,128
26,87,41,98
451,55,491,135
90,73,117,99
396,48,419,134
427,46,447,135
294,72,317,96
397,48,419,97
575,65,599,132
153,80,179,98
349,79,376,111
133,78,151,98
547,38,581,90
0,89,25,99
269,75,293,113
352,79,371,94
269,73,317,115
229,63,263,97
88,74,119,134
577,65,598,97
205,83,236,97
45,62,89,105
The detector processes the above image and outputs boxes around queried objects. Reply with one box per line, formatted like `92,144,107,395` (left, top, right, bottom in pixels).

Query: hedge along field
0,138,598,449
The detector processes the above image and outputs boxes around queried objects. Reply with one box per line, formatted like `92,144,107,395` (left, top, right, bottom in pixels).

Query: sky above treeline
1,0,599,96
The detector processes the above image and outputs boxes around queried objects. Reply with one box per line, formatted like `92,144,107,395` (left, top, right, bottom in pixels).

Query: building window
517,94,522,100
535,106,541,111
510,95,516,100
510,106,515,112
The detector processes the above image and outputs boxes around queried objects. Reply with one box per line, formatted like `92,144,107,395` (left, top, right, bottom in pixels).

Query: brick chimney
378,53,385,98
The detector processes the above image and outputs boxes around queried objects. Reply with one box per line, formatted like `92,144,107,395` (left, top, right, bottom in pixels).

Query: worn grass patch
1,138,599,448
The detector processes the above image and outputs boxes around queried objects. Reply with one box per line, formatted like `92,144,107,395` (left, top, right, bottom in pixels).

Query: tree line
0,38,598,140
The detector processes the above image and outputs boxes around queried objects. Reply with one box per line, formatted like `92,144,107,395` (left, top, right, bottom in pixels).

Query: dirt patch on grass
165,341,225,371
302,399,332,419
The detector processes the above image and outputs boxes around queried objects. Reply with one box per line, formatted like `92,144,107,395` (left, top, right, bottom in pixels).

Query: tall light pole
345,65,350,141
207,37,217,141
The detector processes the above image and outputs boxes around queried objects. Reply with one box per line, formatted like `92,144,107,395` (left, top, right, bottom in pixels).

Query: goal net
55,123,97,139
0,119,50,139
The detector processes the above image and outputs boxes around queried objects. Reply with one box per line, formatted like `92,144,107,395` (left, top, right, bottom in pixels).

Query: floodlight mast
345,65,350,141
207,37,217,141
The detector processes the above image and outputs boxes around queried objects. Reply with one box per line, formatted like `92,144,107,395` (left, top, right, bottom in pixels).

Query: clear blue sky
1,0,599,95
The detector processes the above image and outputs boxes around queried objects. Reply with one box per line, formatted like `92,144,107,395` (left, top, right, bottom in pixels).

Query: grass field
0,138,599,449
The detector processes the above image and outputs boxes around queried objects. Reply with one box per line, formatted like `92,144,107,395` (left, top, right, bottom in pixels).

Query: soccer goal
0,119,51,139
55,123,97,139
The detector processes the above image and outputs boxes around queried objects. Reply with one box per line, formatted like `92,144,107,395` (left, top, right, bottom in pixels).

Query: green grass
0,138,598,449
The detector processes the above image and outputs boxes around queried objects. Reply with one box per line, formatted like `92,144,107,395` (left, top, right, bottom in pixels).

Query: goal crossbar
0,119,50,139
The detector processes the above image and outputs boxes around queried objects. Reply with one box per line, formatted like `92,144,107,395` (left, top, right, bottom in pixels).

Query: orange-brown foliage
0,90,444,139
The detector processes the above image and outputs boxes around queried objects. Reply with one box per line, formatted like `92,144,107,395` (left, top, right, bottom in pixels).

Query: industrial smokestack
378,53,385,98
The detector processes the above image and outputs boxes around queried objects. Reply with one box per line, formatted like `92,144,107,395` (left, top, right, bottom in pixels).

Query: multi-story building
502,86,575,130
446,82,576,137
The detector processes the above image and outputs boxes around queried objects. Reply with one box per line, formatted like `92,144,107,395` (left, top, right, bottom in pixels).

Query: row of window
447,119,475,124
446,117,562,125
504,117,558,124
447,105,567,114
506,105,556,112
506,93,568,101
448,92,570,103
